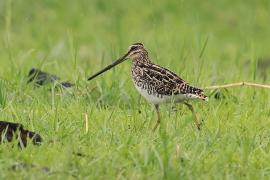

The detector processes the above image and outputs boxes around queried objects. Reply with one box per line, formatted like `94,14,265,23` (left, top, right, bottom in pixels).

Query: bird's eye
130,46,139,51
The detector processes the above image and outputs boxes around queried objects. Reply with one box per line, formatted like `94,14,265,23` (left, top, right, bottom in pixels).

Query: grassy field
1,0,270,179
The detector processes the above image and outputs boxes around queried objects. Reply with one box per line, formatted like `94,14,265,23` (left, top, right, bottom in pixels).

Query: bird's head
126,43,147,60
88,43,148,81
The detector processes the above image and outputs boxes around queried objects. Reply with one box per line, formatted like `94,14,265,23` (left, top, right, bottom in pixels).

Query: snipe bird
88,43,208,131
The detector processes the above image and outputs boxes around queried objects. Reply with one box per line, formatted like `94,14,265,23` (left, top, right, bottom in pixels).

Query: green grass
0,0,270,179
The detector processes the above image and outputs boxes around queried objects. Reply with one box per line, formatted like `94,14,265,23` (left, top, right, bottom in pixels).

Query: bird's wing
138,63,205,98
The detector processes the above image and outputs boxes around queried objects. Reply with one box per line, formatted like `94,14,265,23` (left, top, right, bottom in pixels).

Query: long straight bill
88,53,128,81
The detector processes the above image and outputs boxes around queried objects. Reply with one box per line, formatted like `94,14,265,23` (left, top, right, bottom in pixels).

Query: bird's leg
183,102,201,130
153,104,160,132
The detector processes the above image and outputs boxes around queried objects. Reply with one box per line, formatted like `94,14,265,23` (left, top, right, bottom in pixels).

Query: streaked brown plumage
88,43,208,131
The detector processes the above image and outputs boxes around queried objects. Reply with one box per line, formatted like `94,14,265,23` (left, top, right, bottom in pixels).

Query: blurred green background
1,0,270,83
0,0,270,179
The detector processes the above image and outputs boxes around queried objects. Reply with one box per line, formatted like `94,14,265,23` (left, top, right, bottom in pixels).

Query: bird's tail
198,92,208,101
187,85,208,101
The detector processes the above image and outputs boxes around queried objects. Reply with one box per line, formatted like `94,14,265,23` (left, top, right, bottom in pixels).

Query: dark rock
27,68,74,88
60,81,75,88
0,121,42,148
28,68,60,85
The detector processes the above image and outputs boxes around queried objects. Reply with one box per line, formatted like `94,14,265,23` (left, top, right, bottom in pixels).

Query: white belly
134,84,192,104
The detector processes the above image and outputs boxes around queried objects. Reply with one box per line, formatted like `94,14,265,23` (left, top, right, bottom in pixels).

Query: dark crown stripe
132,43,143,46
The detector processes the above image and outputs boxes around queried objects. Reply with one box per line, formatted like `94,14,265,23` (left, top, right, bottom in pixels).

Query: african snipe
88,43,208,131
